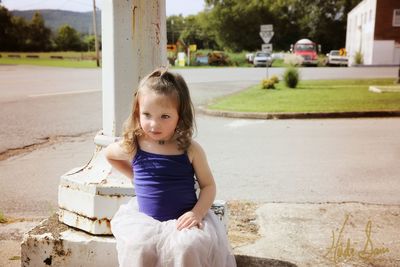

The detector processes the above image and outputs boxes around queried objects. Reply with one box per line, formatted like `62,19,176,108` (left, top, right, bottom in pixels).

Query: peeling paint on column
132,5,137,37
152,22,161,45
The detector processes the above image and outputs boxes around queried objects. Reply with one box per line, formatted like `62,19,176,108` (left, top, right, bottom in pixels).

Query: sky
0,0,206,16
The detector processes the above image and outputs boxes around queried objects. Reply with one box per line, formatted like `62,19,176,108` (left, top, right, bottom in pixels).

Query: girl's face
138,90,179,142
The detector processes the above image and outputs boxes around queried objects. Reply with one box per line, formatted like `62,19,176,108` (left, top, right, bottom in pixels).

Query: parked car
326,50,348,66
253,51,273,67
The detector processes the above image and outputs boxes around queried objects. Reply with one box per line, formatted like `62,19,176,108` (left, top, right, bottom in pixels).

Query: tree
167,13,219,50
26,12,52,51
205,0,276,52
54,24,84,51
267,0,309,51
167,15,185,45
0,6,15,51
10,16,29,51
179,13,218,50
204,0,363,52
83,34,101,51
194,11,219,50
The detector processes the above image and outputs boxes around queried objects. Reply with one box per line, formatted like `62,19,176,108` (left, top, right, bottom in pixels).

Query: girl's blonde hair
122,67,195,154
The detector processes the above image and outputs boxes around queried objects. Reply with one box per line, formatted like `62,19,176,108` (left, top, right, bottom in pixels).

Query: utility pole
92,0,100,67
171,19,174,45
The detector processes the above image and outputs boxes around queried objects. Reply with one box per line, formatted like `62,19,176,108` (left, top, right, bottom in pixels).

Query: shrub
270,75,279,84
283,67,300,88
261,79,276,89
283,53,304,66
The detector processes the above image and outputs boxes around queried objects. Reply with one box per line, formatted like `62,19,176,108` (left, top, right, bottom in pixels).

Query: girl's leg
117,240,157,267
111,199,160,267
175,239,207,267
174,212,236,267
158,222,212,267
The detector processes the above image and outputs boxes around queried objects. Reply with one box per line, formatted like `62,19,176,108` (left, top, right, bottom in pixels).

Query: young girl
106,68,236,267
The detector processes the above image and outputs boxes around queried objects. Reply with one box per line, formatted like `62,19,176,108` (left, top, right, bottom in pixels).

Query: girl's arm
176,140,216,230
104,142,134,180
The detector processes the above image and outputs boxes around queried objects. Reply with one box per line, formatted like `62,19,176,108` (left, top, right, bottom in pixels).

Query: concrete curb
199,106,400,120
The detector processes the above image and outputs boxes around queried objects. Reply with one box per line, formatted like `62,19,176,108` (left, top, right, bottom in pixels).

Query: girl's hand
176,211,203,230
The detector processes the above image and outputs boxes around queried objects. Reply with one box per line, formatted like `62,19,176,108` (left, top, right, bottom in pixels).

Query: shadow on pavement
235,254,297,267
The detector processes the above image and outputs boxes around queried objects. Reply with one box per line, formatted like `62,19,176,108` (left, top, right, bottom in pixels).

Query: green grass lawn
208,79,400,113
0,52,100,68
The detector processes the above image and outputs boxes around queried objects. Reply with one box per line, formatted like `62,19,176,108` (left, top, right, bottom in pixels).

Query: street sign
262,44,272,53
259,24,274,44
189,44,197,52
259,31,274,44
260,24,273,32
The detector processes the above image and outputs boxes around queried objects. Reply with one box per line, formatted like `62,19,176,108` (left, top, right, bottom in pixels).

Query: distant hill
11,9,101,34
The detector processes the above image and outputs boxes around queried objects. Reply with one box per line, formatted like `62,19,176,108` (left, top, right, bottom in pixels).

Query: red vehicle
291,38,319,66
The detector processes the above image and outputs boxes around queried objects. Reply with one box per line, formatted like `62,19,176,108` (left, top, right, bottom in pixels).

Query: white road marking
28,89,101,98
226,119,265,128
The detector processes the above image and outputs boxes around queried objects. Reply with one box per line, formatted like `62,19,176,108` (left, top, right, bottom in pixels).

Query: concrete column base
21,201,229,267
21,214,117,267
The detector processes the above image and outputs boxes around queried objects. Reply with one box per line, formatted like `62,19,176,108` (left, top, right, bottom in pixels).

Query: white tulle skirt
111,198,236,267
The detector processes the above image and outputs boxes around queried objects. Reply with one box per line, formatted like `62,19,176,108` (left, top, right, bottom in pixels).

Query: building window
393,9,400,27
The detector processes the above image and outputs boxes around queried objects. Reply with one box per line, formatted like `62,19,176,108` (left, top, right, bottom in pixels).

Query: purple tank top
133,148,197,221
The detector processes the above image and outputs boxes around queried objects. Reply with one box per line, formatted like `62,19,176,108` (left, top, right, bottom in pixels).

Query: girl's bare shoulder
187,139,206,163
105,141,136,161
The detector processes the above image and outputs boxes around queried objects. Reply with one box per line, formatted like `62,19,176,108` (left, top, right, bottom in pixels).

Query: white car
326,50,348,66
253,52,273,67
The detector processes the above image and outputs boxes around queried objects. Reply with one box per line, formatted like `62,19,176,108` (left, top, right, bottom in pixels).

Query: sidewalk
235,202,400,266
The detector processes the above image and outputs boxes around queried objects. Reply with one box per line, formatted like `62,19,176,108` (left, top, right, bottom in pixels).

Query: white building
346,0,400,66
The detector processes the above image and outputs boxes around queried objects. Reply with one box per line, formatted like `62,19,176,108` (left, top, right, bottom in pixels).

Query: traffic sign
259,24,274,44
260,24,273,32
189,44,197,52
262,44,272,53
259,31,274,44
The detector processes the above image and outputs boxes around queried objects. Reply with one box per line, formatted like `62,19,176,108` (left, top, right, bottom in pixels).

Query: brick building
346,0,400,66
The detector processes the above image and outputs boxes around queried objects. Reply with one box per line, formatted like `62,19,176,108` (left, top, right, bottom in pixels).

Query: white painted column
101,0,167,138
58,0,167,235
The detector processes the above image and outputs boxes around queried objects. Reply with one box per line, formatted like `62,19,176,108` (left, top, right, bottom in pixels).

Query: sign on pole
259,24,274,79
262,44,272,53
260,24,273,32
259,24,274,44
259,31,274,44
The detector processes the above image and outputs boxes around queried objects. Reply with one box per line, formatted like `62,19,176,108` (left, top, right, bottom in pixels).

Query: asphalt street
0,65,398,153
